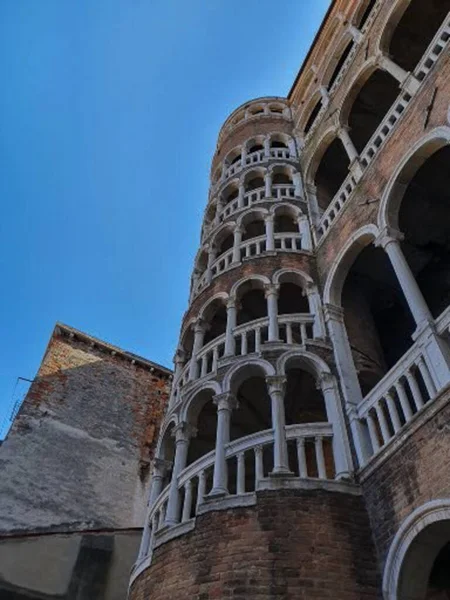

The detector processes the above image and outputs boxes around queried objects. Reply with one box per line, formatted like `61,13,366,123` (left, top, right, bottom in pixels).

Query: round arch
378,126,450,231
236,207,268,229
323,224,380,306
304,124,339,185
230,274,271,300
338,57,379,126
222,357,276,393
321,31,354,90
154,416,179,461
383,499,450,600
276,349,331,381
198,292,229,322
270,202,303,219
298,88,323,134
180,380,222,424
210,221,236,250
272,267,313,288
376,0,411,56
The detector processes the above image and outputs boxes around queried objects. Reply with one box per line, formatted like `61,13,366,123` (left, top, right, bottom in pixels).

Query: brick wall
129,489,380,600
361,388,450,571
0,325,171,534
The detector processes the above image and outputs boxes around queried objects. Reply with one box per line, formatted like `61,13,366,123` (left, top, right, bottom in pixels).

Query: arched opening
222,182,239,205
215,227,234,259
304,98,323,135
273,172,292,185
245,174,265,193
274,208,298,234
229,367,273,491
203,299,227,345
180,324,195,362
342,243,415,396
242,218,265,242
347,69,399,152
387,0,450,73
355,0,376,30
397,146,450,320
314,137,349,211
236,280,267,326
270,137,288,149
158,422,175,490
247,137,264,155
278,282,309,315
282,359,334,478
397,520,450,600
269,104,284,114
186,389,217,466
327,40,354,90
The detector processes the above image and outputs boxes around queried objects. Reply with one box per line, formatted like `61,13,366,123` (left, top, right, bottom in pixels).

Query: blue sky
0,0,330,436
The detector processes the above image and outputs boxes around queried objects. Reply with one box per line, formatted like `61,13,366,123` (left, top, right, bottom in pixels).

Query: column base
269,468,295,478
208,488,229,499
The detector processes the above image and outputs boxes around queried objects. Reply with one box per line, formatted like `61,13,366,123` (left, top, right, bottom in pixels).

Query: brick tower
130,1,450,598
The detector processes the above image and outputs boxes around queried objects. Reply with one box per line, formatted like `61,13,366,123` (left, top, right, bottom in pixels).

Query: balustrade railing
221,148,293,185
240,235,266,260
217,184,297,224
357,342,439,460
316,14,450,242
171,314,315,403
274,232,302,251
149,422,334,538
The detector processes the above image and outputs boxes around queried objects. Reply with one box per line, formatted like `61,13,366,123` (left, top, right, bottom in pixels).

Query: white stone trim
222,356,276,393
383,499,450,600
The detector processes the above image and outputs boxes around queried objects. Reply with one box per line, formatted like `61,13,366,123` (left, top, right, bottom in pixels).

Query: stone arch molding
222,356,276,393
383,499,450,600
378,126,450,231
323,223,380,306
276,349,332,381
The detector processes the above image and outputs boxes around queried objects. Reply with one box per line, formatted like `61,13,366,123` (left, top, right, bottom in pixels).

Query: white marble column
287,137,297,158
348,24,362,43
165,423,195,527
319,373,352,479
338,127,359,164
377,53,420,94
263,135,271,158
224,298,237,356
375,228,433,327
305,182,320,227
305,283,326,338
188,320,206,380
232,226,243,263
265,171,272,198
241,144,247,168
265,215,275,251
320,85,330,107
264,284,279,341
266,376,291,475
206,244,217,284
173,348,186,382
323,303,371,466
293,172,303,197
210,393,238,496
298,215,312,251
238,183,245,208
148,458,171,508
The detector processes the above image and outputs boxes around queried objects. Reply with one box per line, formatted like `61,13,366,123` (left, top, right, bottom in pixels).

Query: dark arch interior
231,376,272,440
427,542,450,598
399,146,450,320
203,304,227,345
246,176,264,192
327,41,354,90
224,188,238,204
315,138,349,211
389,0,450,72
278,282,309,315
275,214,297,233
237,289,266,325
342,244,415,396
242,218,265,241
356,0,376,30
271,140,287,148
230,153,241,165
348,69,399,153
217,232,233,256
249,143,264,153
304,99,323,134
273,172,292,185
187,396,217,466
284,368,327,425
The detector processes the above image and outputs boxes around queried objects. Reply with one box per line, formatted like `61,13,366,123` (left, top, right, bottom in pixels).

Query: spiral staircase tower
128,96,379,599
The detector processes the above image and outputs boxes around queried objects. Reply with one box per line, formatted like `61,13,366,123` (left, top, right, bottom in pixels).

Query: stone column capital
374,226,404,250
323,303,345,323
172,421,197,443
213,392,238,412
173,347,186,365
264,214,275,223
317,372,336,392
193,318,208,334
153,458,172,475
265,375,287,396
264,283,280,299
